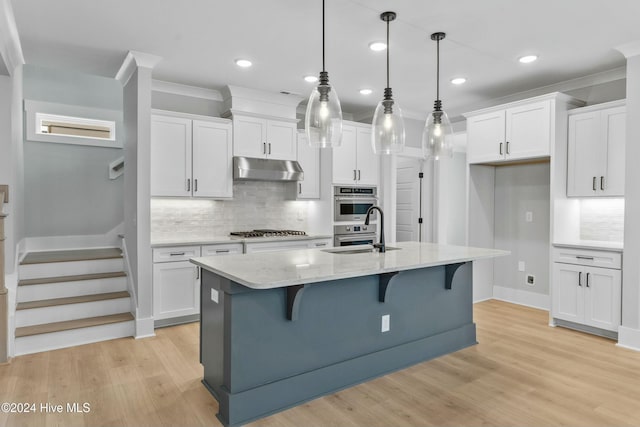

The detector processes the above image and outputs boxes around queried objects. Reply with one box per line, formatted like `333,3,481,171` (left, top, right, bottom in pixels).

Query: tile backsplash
151,181,308,235
579,198,624,242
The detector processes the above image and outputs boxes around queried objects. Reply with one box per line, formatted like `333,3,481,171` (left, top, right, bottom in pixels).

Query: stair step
19,271,126,287
20,248,122,265
16,291,130,310
15,312,134,338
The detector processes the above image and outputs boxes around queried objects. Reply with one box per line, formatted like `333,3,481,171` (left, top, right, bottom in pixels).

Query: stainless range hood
233,156,304,182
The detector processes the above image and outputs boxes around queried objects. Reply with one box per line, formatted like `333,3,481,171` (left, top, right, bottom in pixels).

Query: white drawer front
308,239,332,249
201,243,243,256
553,247,621,269
153,246,201,263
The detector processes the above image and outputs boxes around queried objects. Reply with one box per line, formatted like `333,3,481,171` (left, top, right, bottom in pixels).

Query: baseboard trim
135,315,155,339
617,326,640,352
492,285,550,311
473,296,493,304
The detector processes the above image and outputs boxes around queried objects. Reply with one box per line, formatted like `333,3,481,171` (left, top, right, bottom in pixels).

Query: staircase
15,247,134,355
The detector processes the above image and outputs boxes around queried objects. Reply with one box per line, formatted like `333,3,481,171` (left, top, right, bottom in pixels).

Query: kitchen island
191,241,507,427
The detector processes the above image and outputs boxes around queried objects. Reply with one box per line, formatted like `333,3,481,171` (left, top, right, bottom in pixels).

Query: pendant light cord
322,0,326,72
386,18,390,89
436,37,440,102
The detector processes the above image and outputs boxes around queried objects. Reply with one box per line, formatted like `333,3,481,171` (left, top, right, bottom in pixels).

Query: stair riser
16,298,131,327
17,277,127,302
19,258,124,280
15,320,135,356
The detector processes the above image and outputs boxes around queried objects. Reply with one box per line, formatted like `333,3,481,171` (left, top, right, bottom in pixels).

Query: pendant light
371,11,405,155
305,0,343,148
423,32,453,160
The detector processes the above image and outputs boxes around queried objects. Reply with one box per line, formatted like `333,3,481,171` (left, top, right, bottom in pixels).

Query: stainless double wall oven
334,186,377,222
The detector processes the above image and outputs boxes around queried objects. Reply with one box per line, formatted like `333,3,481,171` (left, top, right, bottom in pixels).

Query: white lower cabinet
552,247,621,332
153,246,201,321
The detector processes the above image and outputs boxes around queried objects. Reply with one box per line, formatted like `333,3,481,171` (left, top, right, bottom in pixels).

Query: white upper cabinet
294,132,320,199
232,114,297,161
151,112,233,199
467,100,551,163
567,102,625,197
332,122,379,186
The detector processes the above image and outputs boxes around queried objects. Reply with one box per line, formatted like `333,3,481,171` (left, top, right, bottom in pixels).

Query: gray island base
192,242,507,426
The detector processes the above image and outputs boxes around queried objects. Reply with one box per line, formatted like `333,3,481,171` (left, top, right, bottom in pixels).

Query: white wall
152,91,223,117
22,65,123,238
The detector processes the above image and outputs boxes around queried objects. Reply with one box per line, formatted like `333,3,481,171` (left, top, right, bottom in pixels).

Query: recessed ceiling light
359,88,373,95
235,59,253,68
518,55,538,64
304,75,318,83
451,77,467,85
368,41,387,52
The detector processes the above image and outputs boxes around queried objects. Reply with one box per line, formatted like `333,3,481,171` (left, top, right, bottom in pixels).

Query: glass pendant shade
305,74,343,148
372,97,405,154
422,108,453,160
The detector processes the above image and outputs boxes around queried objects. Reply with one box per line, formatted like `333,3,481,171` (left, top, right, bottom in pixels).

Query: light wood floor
2,300,640,427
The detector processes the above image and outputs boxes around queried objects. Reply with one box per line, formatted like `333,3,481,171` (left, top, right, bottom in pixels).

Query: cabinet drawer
153,246,201,263
201,243,243,256
553,247,621,269
309,239,332,248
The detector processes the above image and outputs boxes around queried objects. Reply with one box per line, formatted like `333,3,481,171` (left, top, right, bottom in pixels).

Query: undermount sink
322,246,401,255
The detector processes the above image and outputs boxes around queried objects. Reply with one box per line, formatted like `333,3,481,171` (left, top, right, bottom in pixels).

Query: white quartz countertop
553,240,623,252
151,233,333,247
191,241,509,289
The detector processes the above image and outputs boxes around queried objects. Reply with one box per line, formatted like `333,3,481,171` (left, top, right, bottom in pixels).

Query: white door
192,120,233,198
355,127,379,186
150,115,192,197
266,120,297,161
233,115,267,158
552,263,584,324
332,124,357,184
584,266,621,331
466,111,505,164
601,106,626,196
567,111,601,196
505,100,551,160
153,261,199,320
396,158,421,242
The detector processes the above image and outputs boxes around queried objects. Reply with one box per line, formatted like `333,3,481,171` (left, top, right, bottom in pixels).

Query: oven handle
334,196,378,201
335,234,377,242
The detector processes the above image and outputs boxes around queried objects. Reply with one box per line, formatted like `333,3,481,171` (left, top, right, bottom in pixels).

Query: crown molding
115,50,162,85
151,80,223,101
0,0,25,75
615,41,640,59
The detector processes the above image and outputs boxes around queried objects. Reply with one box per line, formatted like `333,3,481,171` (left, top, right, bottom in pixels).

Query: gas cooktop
230,229,307,238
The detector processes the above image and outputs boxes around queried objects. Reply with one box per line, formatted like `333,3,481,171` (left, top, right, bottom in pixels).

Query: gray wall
493,163,550,296
22,65,123,237
152,91,224,117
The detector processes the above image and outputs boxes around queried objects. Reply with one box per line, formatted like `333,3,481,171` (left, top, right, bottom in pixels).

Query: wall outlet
381,314,390,333
518,261,525,272
525,211,533,222
526,275,535,286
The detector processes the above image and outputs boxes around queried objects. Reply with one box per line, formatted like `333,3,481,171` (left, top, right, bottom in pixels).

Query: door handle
578,271,582,287
358,170,361,181
215,249,230,254
506,141,510,155
170,252,186,256
268,143,271,155
499,142,503,155
600,176,604,191
586,272,590,288
299,183,302,194
187,178,191,192
195,267,200,280
576,255,594,260
263,142,266,154
353,170,357,181
592,177,596,191
194,179,198,192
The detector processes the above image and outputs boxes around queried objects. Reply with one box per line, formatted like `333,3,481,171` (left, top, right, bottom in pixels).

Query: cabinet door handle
358,170,361,181
578,271,582,287
194,179,198,192
353,170,357,181
187,178,191,192
170,252,186,256
576,255,594,260
299,183,302,194
315,242,327,247
592,176,596,191
268,143,271,155
586,272,590,288
195,267,200,280
600,176,605,191
263,142,266,154
215,249,230,253
506,141,510,155
499,142,503,155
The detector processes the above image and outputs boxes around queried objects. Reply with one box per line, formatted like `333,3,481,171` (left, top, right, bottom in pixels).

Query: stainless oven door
334,197,377,222
334,233,377,247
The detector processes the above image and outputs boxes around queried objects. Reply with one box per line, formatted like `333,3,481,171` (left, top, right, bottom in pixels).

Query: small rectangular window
36,113,115,141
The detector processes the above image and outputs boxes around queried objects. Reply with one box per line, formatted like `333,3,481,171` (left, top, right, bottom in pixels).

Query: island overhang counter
191,241,507,427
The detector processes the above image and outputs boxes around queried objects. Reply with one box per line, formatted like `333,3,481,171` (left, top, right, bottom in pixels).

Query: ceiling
11,0,640,119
